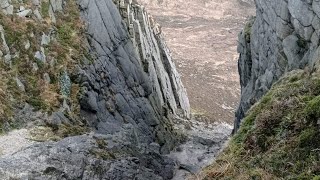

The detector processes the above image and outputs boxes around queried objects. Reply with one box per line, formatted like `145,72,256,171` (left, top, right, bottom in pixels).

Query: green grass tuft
41,1,50,18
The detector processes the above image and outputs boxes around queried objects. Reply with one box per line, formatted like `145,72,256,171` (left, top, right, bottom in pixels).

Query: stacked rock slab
235,0,320,131
0,0,190,179
77,0,190,154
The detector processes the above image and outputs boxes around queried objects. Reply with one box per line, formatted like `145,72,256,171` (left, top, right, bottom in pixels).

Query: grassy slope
0,0,87,135
204,70,320,179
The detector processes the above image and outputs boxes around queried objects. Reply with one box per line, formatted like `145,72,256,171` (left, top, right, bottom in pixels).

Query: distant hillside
137,0,254,19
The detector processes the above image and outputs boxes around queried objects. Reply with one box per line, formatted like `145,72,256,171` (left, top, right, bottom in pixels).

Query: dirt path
138,0,255,124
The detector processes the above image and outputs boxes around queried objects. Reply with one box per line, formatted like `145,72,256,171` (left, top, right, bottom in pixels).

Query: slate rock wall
77,0,190,153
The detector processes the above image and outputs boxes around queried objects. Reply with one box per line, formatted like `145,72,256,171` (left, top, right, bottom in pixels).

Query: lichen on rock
59,70,71,97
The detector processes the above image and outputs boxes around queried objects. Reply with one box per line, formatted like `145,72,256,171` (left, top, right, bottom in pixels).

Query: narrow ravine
0,0,257,179
137,0,255,124
1,0,318,179
135,0,255,179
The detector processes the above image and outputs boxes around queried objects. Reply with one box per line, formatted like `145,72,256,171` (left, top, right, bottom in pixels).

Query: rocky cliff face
77,0,190,152
236,0,320,130
0,0,190,179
